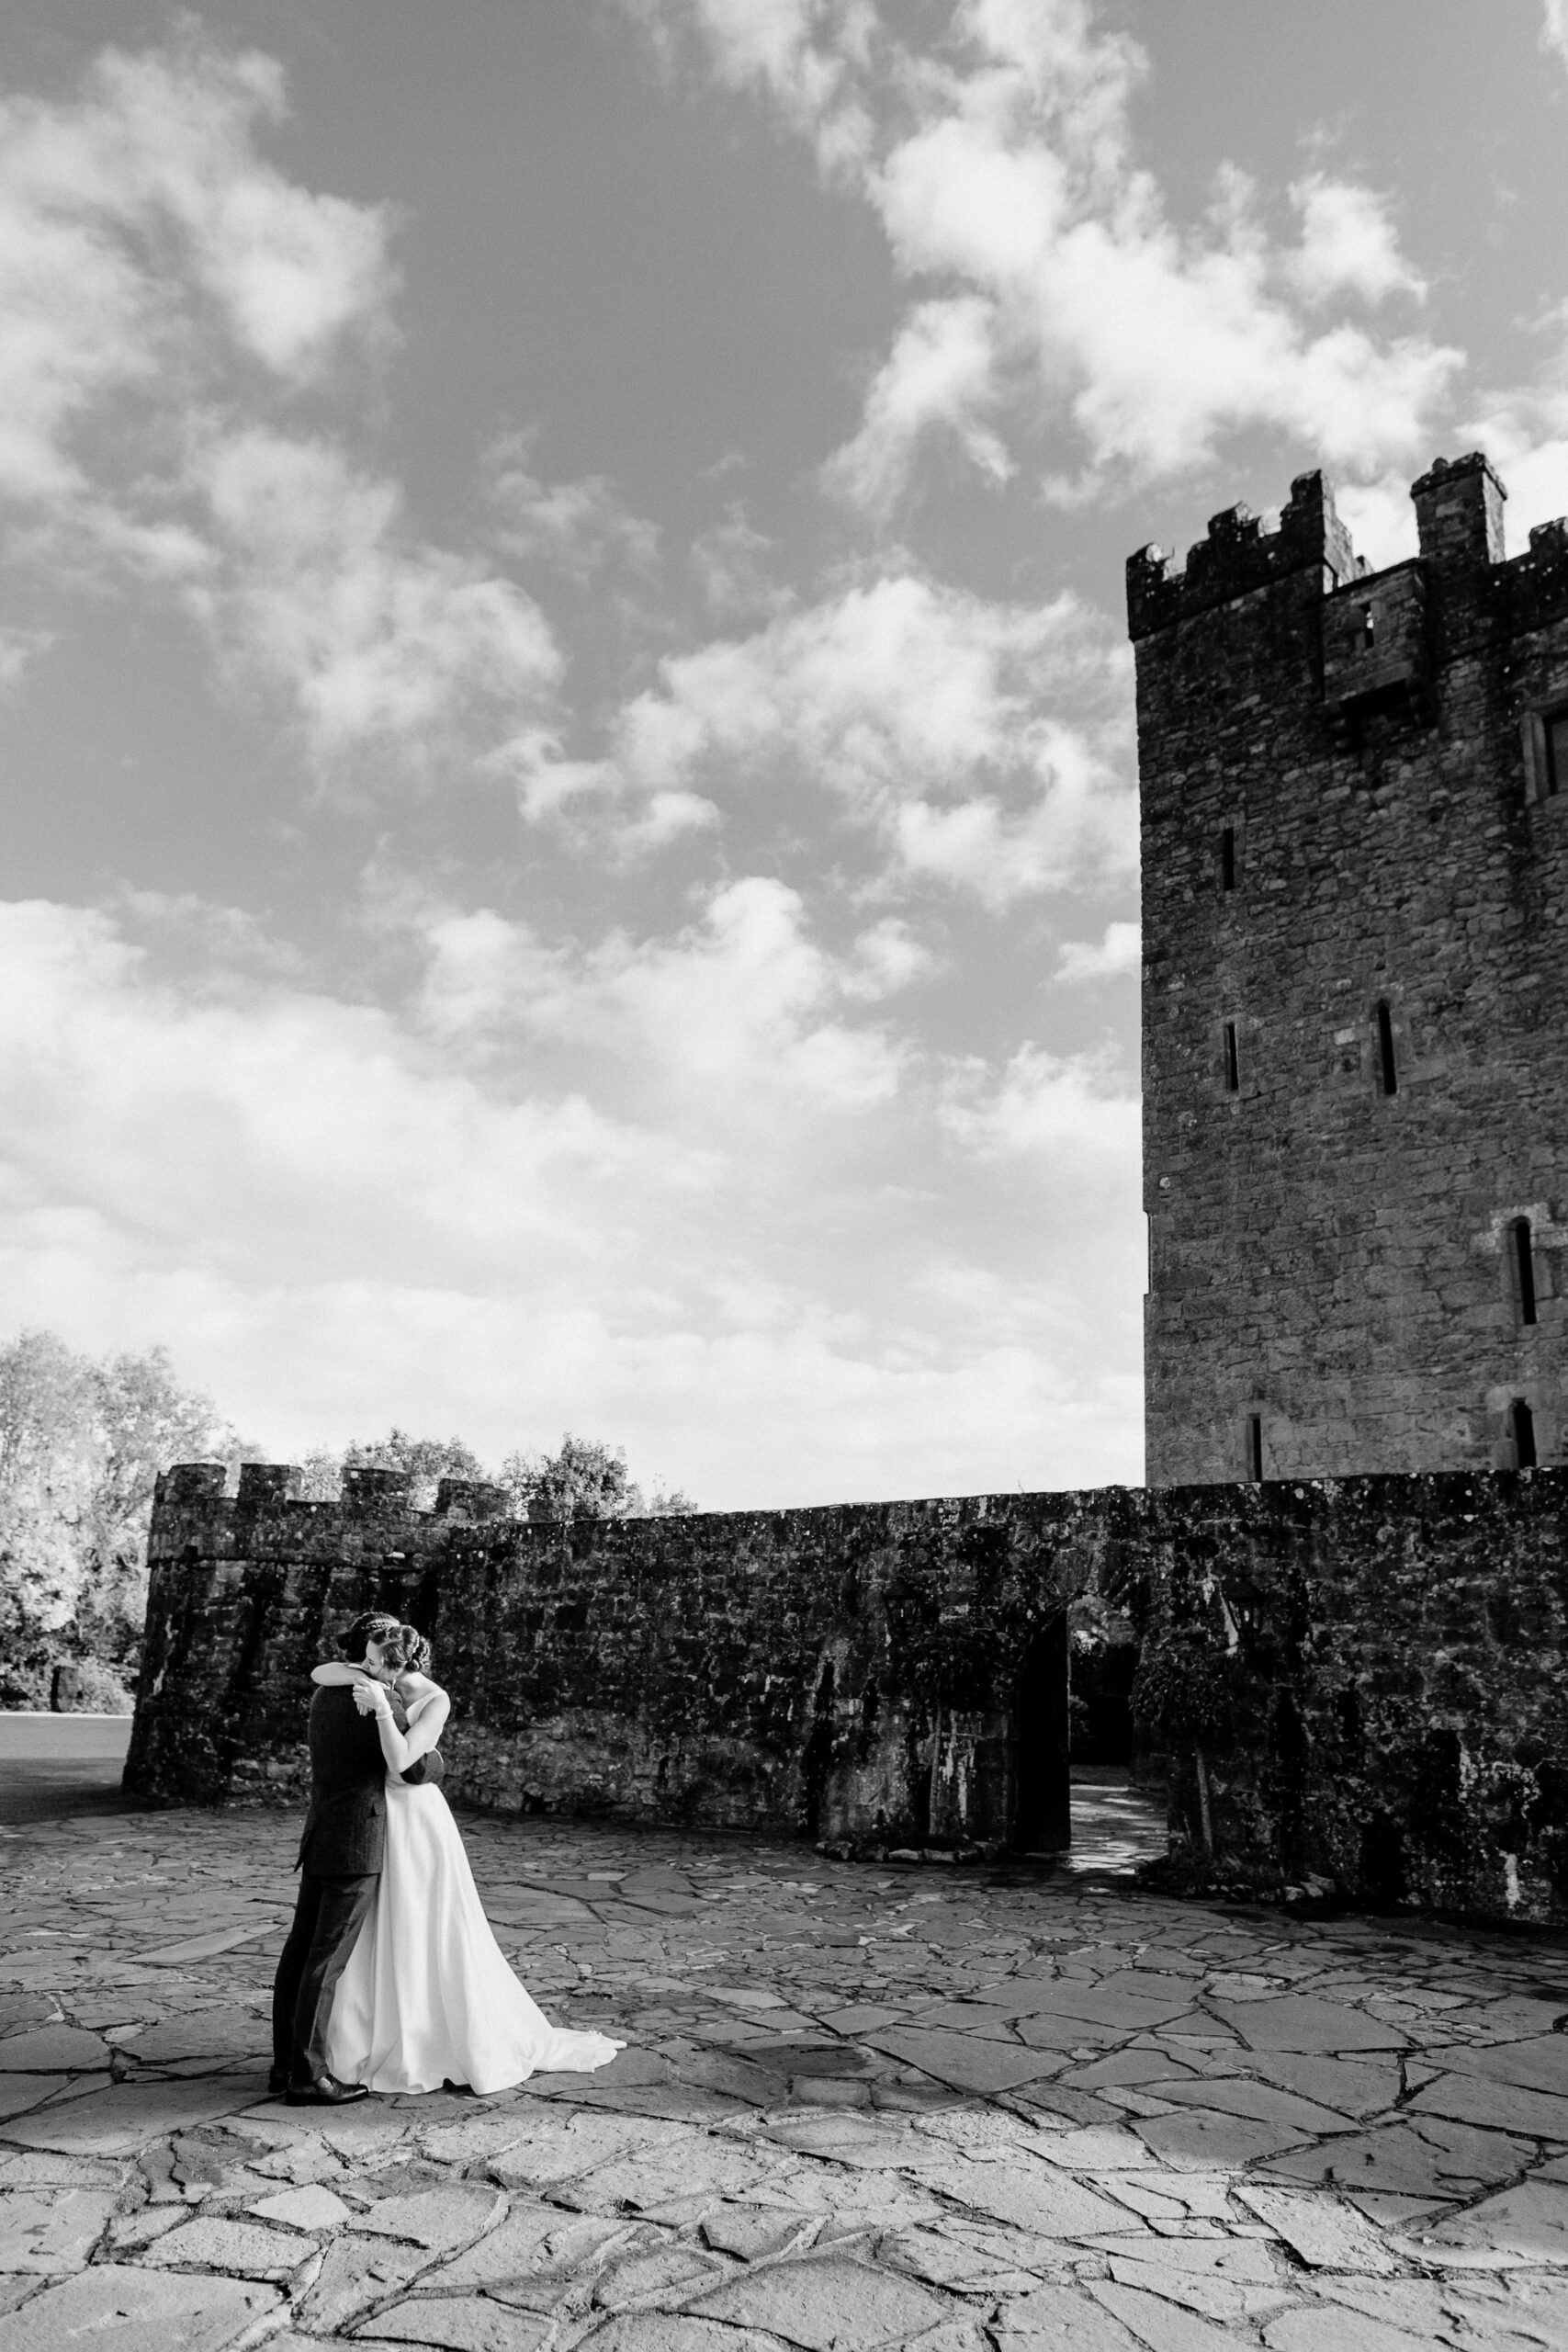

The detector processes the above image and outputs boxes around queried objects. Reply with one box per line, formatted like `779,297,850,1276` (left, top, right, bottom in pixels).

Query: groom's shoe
285,2072,369,2107
266,2067,289,2097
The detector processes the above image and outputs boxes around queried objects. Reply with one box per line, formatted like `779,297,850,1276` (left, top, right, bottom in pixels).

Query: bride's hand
353,1682,389,1715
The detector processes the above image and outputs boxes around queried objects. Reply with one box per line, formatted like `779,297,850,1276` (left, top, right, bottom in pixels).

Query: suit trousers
272,1870,378,2084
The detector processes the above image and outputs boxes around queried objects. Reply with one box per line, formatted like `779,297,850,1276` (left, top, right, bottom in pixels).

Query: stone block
0,2188,118,2273
138,2216,316,2280
690,2248,949,2347
0,2263,276,2352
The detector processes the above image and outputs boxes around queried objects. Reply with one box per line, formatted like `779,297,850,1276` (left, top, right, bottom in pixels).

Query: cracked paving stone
1208,1996,1409,2055
0,2075,70,2122
990,2280,1147,2348
690,2247,951,2346
0,2026,112,2073
863,2025,1074,2095
570,2318,794,2349
246,2180,355,2229
138,2215,320,2280
1133,2109,1308,2169
1140,2074,1359,2138
1418,2182,1568,2267
295,2233,444,2330
1089,2278,1252,2349
1,2074,264,2154
1405,2072,1568,2142
0,2187,118,2271
1235,2186,1402,2274
592,2239,730,2307
702,2202,818,2260
347,2292,552,2348
13,1803,1568,2343
0,2263,278,2351
350,2181,505,2250
1266,2114,1534,2199
434,2206,633,2309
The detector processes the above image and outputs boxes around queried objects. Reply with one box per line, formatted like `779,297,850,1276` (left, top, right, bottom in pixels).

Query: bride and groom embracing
270,1611,625,2105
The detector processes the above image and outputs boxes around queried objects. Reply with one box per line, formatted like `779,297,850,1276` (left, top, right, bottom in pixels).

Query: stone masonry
1132,453,1568,1485
127,1461,1568,1928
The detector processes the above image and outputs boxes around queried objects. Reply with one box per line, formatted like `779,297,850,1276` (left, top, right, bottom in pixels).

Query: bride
310,1624,624,2095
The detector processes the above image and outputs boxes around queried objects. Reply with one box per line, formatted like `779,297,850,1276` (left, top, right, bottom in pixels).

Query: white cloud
0,40,393,512
600,572,1133,899
0,891,1144,1503
1288,177,1425,308
186,431,560,770
1055,919,1138,984
939,1037,1137,1165
690,505,790,619
0,625,52,695
0,38,560,783
649,0,1460,500
414,876,908,1119
826,296,1011,513
1543,0,1568,69
487,433,660,582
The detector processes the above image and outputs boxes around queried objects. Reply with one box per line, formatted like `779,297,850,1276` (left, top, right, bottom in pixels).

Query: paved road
1,1759,1566,2348
0,1713,132,1826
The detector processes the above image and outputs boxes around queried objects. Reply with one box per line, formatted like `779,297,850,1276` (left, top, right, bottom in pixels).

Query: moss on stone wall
126,1459,1568,1926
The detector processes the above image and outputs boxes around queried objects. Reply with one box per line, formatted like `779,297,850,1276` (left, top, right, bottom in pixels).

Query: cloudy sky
1,2,1565,1508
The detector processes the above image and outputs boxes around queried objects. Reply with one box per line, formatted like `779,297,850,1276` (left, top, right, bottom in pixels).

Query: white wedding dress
327,1741,624,2096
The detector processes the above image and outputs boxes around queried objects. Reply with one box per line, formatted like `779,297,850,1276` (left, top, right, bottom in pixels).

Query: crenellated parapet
1126,470,1360,641
156,1461,510,1524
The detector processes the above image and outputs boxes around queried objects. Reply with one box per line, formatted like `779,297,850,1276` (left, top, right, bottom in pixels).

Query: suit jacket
295,1683,393,1876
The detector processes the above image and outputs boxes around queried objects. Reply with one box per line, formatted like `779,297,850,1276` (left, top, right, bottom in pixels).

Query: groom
269,1611,427,2105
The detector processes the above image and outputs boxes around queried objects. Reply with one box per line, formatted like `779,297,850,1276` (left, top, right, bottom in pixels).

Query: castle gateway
1132,454,1568,1486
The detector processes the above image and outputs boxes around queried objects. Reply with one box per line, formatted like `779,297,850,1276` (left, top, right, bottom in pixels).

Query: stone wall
124,1462,1111,1854
1134,454,1568,1486
1146,1467,1568,1929
126,1461,1568,1926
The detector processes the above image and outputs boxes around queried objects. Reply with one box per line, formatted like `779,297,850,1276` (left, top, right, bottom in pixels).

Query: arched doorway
1012,1615,1070,1852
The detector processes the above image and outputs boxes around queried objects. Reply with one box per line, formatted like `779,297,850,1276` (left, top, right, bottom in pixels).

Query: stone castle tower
1130,452,1568,1485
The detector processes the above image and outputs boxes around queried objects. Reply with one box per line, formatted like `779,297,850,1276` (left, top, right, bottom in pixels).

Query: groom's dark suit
272,1682,427,2087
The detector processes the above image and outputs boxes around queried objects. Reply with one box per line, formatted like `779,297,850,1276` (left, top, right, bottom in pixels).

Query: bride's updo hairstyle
380,1623,433,1676
341,1611,402,1662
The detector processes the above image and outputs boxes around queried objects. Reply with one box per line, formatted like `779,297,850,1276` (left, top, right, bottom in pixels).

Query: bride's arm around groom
311,1659,450,1781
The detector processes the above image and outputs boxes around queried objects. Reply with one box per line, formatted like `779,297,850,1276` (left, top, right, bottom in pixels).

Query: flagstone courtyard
2,1741,1567,2350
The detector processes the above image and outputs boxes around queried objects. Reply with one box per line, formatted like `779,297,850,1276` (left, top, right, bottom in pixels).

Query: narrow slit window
1246,1414,1263,1483
1549,711,1568,797
1514,1216,1538,1326
1224,1022,1240,1093
1376,1000,1397,1096
1510,1397,1538,1471
1220,826,1236,892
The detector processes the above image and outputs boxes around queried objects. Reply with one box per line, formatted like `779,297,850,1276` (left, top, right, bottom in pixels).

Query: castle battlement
162,1461,513,1522
1132,449,1568,1489
1126,469,1360,640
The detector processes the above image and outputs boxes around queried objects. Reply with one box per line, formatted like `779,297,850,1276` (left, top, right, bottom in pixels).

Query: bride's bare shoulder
397,1670,448,1703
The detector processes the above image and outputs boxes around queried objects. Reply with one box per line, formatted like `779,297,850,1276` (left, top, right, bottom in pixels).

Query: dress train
327,1777,623,2095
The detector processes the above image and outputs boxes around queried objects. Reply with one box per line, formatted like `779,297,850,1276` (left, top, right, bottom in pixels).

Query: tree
498,1433,694,1521
0,1329,248,1704
299,1430,487,1510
